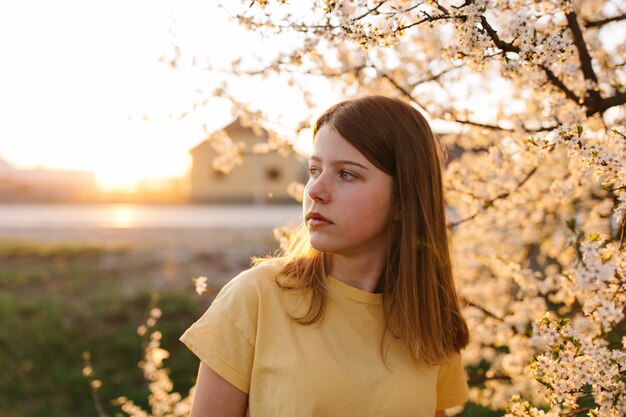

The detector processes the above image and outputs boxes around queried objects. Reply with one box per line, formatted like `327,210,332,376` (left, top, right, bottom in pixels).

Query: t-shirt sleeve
180,269,262,394
436,351,469,410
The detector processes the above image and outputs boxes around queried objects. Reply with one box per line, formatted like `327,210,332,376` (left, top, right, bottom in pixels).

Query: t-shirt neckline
326,275,383,305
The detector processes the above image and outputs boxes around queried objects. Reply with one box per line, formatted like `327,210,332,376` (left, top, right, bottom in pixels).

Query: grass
0,240,206,417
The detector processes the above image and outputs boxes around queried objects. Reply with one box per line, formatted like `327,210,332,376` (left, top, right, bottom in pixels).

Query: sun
90,142,194,192
77,115,207,192
94,170,146,193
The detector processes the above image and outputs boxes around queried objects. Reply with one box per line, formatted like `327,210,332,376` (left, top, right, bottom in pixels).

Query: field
0,228,278,417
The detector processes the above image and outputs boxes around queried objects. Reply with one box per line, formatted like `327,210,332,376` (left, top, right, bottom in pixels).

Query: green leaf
535,377,552,389
557,317,570,328
566,218,577,231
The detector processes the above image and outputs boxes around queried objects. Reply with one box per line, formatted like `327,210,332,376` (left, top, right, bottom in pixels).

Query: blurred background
0,1,305,416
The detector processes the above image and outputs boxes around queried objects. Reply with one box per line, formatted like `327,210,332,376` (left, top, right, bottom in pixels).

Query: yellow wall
190,123,306,203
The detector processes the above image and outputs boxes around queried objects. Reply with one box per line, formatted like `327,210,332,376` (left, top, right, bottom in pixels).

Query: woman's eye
339,170,356,180
309,167,321,178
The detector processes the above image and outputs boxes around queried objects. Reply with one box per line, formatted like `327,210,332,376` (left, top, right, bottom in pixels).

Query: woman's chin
308,236,335,253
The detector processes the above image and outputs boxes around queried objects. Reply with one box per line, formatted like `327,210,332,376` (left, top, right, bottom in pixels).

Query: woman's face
303,124,395,258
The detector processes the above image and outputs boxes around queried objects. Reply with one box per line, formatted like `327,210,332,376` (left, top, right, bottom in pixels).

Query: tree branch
462,298,506,322
466,372,512,385
450,166,539,228
453,118,559,133
352,0,388,21
433,0,450,15
538,63,582,104
408,64,463,87
588,91,626,117
585,13,626,28
398,13,465,33
378,2,422,16
565,12,602,103
479,15,518,53
479,16,582,106
564,407,593,417
382,68,560,133
379,72,432,115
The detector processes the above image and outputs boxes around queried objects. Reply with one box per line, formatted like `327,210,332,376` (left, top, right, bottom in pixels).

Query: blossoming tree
131,1,625,416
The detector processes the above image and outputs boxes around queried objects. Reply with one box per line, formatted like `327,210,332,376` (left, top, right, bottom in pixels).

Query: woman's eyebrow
309,155,369,170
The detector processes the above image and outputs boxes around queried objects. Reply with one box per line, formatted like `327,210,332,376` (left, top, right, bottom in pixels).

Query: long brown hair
256,95,469,365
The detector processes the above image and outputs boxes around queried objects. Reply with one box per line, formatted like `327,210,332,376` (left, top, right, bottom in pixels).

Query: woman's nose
306,174,330,203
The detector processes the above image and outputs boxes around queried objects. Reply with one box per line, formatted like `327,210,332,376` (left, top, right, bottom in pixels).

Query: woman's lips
306,212,333,227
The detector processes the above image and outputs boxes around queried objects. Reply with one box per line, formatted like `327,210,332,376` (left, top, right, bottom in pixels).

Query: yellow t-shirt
180,264,469,416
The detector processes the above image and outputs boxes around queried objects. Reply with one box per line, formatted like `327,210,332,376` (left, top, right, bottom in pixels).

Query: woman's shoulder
207,261,296,322
216,261,285,301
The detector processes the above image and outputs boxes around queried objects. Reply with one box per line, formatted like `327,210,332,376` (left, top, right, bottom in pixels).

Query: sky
0,0,503,193
4,1,621,192
0,0,533,192
0,0,285,191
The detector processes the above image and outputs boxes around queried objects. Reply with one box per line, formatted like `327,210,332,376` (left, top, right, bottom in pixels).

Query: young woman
181,95,470,417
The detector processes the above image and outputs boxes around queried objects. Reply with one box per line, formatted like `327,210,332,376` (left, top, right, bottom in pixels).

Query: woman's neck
327,252,385,293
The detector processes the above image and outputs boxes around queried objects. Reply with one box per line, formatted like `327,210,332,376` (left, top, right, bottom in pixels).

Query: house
190,119,306,204
0,156,97,202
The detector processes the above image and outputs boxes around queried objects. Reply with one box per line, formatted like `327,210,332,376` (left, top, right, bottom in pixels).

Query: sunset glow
0,0,257,192
111,204,139,228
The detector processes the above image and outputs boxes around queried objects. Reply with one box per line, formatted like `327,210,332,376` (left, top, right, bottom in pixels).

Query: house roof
189,117,268,154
